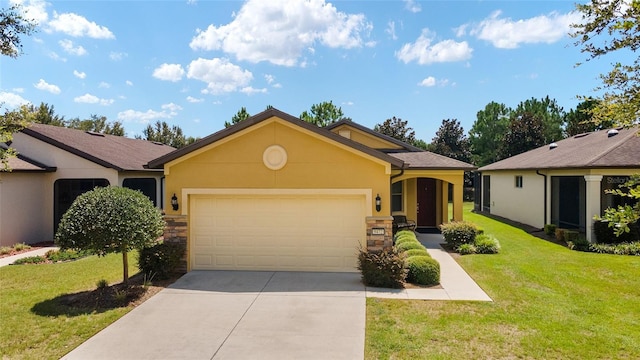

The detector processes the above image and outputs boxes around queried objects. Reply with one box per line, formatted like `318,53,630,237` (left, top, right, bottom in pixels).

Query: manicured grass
0,253,138,360
366,203,640,359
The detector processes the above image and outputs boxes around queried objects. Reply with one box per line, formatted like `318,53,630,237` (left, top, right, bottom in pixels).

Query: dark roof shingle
479,127,640,171
22,123,175,171
390,152,476,170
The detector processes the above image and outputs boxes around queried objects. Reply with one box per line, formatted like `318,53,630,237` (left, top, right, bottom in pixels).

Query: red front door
417,178,437,227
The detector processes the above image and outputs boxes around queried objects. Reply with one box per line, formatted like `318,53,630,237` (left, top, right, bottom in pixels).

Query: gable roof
479,127,640,171
325,119,424,152
390,152,476,170
148,108,405,169
22,123,175,171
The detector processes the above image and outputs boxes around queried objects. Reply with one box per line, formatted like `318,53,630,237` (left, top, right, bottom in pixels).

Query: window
123,178,157,206
54,178,109,231
515,175,523,188
391,181,403,212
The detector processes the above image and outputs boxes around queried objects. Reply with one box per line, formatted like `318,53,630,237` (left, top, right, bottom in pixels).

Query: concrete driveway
62,271,365,360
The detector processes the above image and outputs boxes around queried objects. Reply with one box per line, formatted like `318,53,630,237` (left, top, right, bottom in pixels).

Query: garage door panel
190,194,365,272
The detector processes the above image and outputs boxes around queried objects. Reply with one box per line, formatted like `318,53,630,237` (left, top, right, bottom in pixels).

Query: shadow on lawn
472,210,567,247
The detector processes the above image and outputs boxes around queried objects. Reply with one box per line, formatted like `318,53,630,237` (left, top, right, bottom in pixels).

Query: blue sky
1,0,620,141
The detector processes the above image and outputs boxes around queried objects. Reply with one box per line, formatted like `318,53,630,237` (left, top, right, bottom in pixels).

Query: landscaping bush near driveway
405,256,440,286
357,248,407,288
138,242,185,280
440,221,479,248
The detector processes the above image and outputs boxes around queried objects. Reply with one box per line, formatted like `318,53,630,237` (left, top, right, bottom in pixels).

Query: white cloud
34,79,61,94
153,63,185,82
403,0,421,13
265,74,282,88
14,0,49,24
189,0,373,66
48,51,66,62
187,57,253,94
110,52,127,61
386,21,397,40
161,103,182,114
47,12,115,39
117,107,177,123
466,10,582,49
0,91,30,108
98,82,110,88
419,76,436,87
73,93,114,105
59,39,87,56
396,29,473,65
126,80,133,86
186,96,204,103
240,86,267,95
342,101,354,106
73,70,86,79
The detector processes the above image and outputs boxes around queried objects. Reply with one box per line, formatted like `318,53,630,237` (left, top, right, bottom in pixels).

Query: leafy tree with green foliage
374,116,417,144
513,96,565,143
571,0,640,128
597,175,640,236
468,102,511,166
300,100,345,127
55,187,165,285
19,102,66,126
0,3,37,58
430,119,471,163
564,99,612,136
498,112,546,159
67,115,125,136
225,106,251,128
137,120,197,148
0,105,29,171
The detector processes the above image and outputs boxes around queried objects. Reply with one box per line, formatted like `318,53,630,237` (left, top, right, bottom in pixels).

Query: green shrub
589,242,640,256
13,243,31,251
544,224,557,236
395,241,426,253
0,246,12,255
476,227,485,235
13,256,46,265
564,230,579,242
406,256,440,286
440,221,478,247
457,243,477,255
593,221,640,244
45,249,92,262
96,279,109,289
555,228,566,242
474,234,501,254
394,237,420,246
405,249,430,258
137,242,186,280
394,230,416,241
567,236,590,252
357,248,407,288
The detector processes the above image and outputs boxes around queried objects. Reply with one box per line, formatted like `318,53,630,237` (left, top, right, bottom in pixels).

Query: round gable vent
263,145,288,170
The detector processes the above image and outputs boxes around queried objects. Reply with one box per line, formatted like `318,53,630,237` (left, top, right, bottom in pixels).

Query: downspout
536,170,547,227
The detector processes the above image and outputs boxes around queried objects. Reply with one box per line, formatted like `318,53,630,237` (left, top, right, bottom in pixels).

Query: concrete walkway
365,232,492,301
0,247,58,267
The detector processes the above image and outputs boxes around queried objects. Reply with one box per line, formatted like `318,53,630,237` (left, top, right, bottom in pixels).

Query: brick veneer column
163,215,188,272
365,216,393,252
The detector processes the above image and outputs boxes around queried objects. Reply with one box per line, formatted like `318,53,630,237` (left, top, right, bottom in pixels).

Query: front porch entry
417,178,437,227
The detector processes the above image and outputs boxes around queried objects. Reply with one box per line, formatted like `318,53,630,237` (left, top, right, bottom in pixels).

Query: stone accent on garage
163,215,188,272
365,216,393,252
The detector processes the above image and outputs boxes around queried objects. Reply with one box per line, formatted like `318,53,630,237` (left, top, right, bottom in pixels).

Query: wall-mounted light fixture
171,193,179,211
375,194,381,212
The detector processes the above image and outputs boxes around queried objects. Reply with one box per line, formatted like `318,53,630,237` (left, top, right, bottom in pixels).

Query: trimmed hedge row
393,230,440,286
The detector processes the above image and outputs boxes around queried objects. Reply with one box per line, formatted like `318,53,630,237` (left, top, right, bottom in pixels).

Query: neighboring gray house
0,123,175,247
477,127,640,242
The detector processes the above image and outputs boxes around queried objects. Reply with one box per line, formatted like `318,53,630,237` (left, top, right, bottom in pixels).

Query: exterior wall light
375,193,381,212
171,193,179,211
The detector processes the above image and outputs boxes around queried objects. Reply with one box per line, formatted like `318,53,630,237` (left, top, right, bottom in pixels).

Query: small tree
55,187,165,285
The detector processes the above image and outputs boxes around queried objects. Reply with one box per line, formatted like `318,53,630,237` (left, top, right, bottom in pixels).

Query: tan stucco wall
483,170,546,229
0,172,48,246
329,124,404,150
164,118,391,216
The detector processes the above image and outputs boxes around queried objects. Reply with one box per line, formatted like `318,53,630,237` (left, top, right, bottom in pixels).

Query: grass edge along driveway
366,204,640,360
0,253,138,360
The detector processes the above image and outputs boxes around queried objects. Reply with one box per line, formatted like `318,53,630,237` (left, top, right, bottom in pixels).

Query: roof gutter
536,170,547,227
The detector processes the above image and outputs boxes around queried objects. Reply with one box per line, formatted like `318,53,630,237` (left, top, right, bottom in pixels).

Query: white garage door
190,194,366,272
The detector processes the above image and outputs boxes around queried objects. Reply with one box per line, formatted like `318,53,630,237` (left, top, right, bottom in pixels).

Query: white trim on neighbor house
180,188,374,217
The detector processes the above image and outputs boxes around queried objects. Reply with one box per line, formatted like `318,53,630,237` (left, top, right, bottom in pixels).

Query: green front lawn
0,253,138,359
366,203,640,359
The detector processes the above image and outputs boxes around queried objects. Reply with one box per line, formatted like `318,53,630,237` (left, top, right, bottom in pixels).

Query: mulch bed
0,242,55,259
